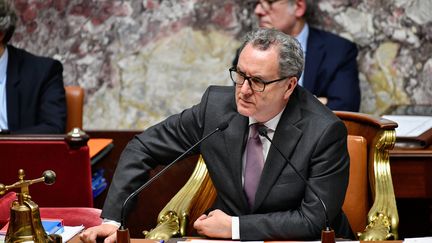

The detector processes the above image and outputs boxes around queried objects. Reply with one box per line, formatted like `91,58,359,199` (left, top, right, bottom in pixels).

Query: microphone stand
257,127,335,243
117,121,230,243
116,226,130,243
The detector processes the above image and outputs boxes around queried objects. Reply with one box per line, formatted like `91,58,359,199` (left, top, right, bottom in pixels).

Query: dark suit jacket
6,45,66,134
304,27,360,112
232,27,360,112
102,85,352,240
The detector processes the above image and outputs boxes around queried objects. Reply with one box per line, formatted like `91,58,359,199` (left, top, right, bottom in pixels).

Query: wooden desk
87,130,142,208
68,233,404,243
390,145,432,238
390,145,432,199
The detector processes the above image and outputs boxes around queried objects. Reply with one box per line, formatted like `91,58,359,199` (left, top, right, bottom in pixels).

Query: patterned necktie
244,123,265,208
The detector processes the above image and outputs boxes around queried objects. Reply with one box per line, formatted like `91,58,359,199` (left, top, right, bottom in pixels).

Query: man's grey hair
0,0,17,44
239,28,304,80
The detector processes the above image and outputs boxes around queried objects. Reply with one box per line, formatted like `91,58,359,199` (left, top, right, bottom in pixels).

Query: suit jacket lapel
5,45,21,131
303,28,325,92
253,90,303,210
223,112,249,208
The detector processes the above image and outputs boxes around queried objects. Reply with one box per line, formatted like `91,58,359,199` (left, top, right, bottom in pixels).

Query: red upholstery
0,139,93,207
0,192,15,227
40,208,102,228
0,192,102,229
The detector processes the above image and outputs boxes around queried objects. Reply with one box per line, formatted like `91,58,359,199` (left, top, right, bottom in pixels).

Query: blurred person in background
0,0,66,134
233,0,360,112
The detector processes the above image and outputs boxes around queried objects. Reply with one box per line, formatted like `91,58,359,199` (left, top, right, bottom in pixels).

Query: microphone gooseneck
119,119,231,229
257,126,332,233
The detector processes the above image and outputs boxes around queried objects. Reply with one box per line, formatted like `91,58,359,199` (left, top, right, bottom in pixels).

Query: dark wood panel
85,130,199,237
391,158,432,199
390,145,432,199
390,145,432,157
390,145,432,238
87,130,143,208
126,155,198,238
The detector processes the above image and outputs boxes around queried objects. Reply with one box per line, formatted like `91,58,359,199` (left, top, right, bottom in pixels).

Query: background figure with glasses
234,0,360,112
80,28,353,242
0,0,65,134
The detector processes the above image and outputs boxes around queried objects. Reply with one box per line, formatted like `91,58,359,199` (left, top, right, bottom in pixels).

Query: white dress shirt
0,47,9,130
295,23,309,87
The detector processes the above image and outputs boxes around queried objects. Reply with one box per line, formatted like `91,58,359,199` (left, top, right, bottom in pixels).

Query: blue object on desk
92,168,107,198
42,220,64,234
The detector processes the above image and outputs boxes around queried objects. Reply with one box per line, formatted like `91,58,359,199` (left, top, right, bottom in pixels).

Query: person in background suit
0,0,66,134
233,0,360,111
80,28,352,242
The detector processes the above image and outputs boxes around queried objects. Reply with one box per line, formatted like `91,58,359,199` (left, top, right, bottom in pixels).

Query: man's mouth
239,97,253,105
259,21,272,28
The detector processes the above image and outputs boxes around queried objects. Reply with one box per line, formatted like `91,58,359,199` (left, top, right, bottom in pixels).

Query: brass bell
0,169,61,243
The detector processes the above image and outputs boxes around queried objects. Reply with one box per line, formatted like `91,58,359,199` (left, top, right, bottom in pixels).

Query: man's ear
284,77,298,100
294,0,307,18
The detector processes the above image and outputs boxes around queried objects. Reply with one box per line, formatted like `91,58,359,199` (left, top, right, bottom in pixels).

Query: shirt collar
0,47,8,85
295,23,309,54
248,108,285,132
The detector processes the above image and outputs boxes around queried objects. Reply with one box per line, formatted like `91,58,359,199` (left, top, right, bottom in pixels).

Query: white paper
60,225,84,242
382,115,432,137
0,225,84,243
404,236,432,242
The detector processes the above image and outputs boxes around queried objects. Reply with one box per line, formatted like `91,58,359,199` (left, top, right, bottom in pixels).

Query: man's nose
240,79,253,94
254,2,266,16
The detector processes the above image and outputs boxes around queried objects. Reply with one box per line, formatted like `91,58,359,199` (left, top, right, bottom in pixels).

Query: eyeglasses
229,67,288,92
248,0,285,12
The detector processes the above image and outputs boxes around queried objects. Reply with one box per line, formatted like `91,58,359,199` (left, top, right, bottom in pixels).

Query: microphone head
43,170,56,185
217,121,230,131
257,126,268,136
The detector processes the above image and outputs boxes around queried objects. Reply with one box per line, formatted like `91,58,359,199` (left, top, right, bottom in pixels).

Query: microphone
117,119,231,243
257,126,335,243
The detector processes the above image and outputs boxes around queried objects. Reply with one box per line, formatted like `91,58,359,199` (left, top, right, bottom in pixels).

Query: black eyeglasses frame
229,67,289,92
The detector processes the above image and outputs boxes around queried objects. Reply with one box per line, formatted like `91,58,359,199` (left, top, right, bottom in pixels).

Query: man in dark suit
234,0,360,111
0,0,66,134
81,28,352,242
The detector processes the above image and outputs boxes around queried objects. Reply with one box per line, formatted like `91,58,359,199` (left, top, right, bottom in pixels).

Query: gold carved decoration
144,156,216,241
358,129,399,240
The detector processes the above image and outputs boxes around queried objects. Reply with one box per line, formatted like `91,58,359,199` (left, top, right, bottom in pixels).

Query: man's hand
193,209,232,239
79,224,118,243
317,97,328,105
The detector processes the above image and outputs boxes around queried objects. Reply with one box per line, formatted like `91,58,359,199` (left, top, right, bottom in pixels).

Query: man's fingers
80,229,98,243
104,232,117,243
79,224,118,243
194,217,202,229
196,214,207,221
